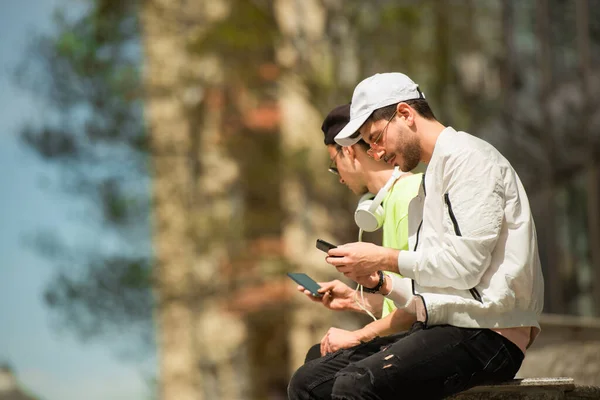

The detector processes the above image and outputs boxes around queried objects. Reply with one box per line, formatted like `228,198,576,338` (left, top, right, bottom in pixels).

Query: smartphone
287,272,323,297
316,239,337,253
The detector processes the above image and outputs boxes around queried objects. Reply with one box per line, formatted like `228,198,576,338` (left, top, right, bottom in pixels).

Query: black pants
288,322,523,400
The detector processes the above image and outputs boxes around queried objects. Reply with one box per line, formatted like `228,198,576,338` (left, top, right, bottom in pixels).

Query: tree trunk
274,0,346,374
536,0,564,314
432,0,451,124
141,0,201,398
142,1,246,399
577,0,600,316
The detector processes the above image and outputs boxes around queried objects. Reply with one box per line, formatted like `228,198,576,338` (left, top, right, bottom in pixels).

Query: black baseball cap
321,104,351,145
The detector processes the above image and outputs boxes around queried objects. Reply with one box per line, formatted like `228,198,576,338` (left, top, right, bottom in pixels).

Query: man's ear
343,145,357,160
397,102,415,126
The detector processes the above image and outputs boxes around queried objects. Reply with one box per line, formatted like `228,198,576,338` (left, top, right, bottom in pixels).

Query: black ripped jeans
288,322,524,400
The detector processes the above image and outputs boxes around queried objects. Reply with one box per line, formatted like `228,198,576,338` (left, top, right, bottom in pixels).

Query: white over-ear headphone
354,166,404,232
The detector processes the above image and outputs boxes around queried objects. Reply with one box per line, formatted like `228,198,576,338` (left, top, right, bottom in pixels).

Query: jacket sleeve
397,150,505,290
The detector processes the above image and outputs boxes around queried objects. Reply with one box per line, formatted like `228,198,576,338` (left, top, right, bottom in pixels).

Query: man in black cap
294,104,422,360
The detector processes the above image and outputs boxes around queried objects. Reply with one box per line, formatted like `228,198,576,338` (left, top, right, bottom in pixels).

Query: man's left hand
320,327,362,356
326,242,399,281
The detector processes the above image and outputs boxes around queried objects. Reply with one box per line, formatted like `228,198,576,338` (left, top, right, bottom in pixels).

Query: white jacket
387,127,544,340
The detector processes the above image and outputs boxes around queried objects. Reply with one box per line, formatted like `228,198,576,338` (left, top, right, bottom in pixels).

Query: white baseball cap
334,73,424,146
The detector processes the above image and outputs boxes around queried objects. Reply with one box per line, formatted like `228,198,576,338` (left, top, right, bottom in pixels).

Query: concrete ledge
449,378,600,399
465,377,576,392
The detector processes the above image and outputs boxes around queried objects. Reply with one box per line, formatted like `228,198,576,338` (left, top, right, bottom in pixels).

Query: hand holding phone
287,272,323,297
316,239,344,259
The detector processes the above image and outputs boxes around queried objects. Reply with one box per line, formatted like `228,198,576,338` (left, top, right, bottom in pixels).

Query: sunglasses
366,110,397,158
328,147,342,175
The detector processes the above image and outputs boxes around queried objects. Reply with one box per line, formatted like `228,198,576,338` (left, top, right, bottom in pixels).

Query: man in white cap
288,73,544,399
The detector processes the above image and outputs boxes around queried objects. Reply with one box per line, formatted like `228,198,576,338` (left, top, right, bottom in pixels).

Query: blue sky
0,2,155,399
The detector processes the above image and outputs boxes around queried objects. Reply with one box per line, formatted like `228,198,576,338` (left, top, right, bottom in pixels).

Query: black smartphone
287,272,323,297
316,239,337,253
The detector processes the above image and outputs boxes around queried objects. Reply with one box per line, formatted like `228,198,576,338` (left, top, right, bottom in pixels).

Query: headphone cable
353,228,378,321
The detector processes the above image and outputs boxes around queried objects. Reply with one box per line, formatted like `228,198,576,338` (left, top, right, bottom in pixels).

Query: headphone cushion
355,200,384,232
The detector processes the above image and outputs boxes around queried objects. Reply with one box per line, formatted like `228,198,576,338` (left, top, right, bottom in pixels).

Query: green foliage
18,0,153,353
44,255,154,343
189,0,281,83
21,125,79,159
195,2,276,51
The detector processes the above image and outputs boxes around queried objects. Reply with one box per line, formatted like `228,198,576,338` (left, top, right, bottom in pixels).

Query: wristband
363,270,385,294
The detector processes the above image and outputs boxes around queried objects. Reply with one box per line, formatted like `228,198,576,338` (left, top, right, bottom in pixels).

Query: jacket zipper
413,220,423,252
414,173,425,252
444,193,461,236
412,175,428,324
444,193,482,303
412,218,429,325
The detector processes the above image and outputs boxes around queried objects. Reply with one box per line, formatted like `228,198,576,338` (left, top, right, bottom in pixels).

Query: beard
395,137,421,172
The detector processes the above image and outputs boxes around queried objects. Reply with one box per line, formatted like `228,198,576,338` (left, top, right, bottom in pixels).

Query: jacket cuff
384,274,414,309
397,250,419,279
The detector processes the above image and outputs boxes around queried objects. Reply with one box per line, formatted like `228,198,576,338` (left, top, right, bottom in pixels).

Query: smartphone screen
287,272,323,297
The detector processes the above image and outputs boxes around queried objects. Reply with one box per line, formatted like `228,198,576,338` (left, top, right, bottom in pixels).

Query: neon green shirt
380,173,423,318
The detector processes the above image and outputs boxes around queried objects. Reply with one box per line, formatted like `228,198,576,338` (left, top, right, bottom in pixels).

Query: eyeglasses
328,148,342,175
366,110,397,158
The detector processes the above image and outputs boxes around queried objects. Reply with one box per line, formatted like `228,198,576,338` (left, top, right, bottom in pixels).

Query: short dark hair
322,104,351,145
369,99,436,122
322,104,370,154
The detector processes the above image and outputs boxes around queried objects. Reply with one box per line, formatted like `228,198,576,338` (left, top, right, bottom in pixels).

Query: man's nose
339,176,345,184
371,148,386,161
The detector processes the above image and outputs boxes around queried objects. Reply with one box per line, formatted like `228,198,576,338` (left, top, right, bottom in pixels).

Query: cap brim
334,112,370,146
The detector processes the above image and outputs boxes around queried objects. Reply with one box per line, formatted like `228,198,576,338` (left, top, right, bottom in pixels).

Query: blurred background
1,0,599,399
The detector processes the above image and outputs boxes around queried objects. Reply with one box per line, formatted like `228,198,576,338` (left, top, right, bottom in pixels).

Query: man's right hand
297,279,355,312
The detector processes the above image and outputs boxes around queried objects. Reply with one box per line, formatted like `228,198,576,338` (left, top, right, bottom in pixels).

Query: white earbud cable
353,228,378,321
